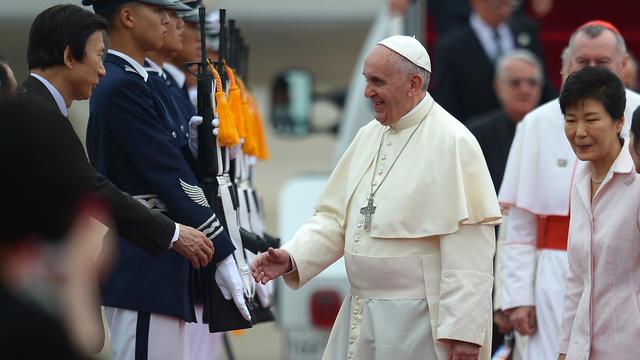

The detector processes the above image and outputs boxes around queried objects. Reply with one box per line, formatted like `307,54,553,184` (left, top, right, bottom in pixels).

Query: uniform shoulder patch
124,65,139,75
180,178,210,207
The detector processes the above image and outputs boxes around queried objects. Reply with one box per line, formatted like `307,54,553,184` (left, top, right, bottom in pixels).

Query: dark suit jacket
87,54,234,321
433,16,556,123
467,109,516,193
21,75,175,256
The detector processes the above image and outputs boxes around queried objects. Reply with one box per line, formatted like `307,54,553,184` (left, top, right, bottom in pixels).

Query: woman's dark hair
0,55,10,97
559,66,626,120
631,106,640,148
27,4,107,70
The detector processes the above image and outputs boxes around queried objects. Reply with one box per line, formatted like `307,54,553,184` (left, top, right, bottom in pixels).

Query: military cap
177,0,206,23
82,0,181,14
165,0,192,12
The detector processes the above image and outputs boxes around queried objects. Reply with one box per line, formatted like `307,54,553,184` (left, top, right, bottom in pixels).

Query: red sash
536,215,569,251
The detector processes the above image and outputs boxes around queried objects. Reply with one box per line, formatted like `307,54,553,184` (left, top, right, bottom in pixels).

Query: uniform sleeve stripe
208,227,224,240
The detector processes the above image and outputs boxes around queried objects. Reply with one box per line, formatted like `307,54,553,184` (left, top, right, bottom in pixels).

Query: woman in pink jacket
557,66,640,359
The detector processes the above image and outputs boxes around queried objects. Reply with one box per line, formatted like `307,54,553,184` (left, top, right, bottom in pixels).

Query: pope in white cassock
252,35,501,360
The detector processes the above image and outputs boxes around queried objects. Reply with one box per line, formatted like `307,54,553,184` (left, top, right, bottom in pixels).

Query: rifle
189,6,252,333
240,227,281,254
215,15,277,325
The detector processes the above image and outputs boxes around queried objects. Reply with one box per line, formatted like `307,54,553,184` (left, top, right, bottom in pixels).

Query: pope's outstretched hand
251,247,292,284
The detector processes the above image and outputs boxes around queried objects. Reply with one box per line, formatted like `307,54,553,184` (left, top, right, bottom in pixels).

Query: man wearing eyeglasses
468,49,543,193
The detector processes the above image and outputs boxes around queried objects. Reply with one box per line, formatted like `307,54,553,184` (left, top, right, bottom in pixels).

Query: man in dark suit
23,4,214,267
433,0,554,124
467,49,544,356
80,0,250,358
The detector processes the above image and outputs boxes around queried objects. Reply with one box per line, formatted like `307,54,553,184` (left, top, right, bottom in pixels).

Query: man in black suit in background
20,4,214,267
433,0,554,123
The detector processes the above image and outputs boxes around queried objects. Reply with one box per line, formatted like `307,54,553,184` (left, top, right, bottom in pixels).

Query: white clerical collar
30,72,68,117
469,13,513,62
391,93,430,130
163,63,186,88
145,57,164,75
108,49,148,82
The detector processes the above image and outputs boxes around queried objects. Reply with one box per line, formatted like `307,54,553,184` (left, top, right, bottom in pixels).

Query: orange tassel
230,69,257,155
250,94,270,160
238,78,270,160
207,62,239,147
224,64,247,139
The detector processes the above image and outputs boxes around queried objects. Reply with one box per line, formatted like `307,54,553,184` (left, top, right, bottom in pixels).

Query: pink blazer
559,146,640,359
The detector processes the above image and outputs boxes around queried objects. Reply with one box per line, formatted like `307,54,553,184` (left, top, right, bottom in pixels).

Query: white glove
188,115,220,157
255,281,273,308
228,143,242,160
215,254,252,321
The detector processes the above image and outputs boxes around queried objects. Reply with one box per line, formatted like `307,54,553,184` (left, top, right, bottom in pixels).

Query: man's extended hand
215,255,252,321
448,340,480,360
494,310,513,334
251,247,291,284
172,224,214,269
507,306,537,336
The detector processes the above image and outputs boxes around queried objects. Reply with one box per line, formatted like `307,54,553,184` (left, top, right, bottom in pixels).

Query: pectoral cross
360,197,376,232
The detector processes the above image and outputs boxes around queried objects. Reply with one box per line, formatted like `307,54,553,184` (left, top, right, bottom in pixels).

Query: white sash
217,174,254,298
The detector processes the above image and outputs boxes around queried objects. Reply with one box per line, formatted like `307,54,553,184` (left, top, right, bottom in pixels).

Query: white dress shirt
469,13,514,62
30,72,68,117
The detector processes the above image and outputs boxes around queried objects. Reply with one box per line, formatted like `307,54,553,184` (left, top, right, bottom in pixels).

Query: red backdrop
427,1,640,91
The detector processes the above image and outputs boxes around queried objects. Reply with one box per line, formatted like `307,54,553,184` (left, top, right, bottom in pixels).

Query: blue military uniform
164,68,197,137
144,60,191,147
87,51,235,322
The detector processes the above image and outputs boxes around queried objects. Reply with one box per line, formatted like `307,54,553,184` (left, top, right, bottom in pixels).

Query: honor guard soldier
82,0,250,359
142,4,231,358
162,1,201,129
143,0,192,147
156,3,231,359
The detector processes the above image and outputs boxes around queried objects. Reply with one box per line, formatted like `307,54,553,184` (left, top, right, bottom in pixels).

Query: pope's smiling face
363,45,416,126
